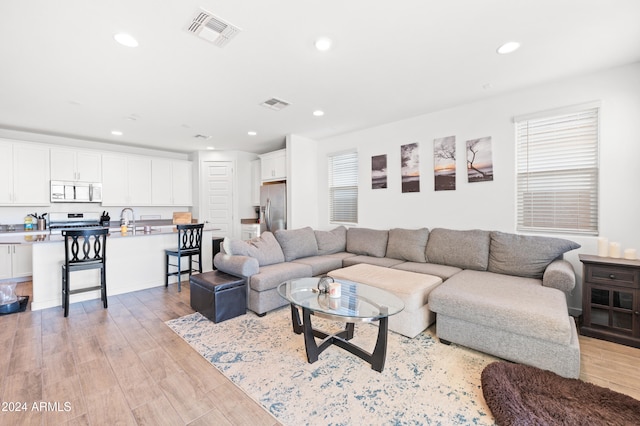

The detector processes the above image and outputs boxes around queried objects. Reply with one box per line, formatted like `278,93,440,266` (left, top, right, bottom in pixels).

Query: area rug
166,308,499,425
481,361,640,426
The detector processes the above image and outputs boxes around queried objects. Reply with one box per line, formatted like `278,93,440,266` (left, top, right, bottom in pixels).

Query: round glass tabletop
277,277,404,322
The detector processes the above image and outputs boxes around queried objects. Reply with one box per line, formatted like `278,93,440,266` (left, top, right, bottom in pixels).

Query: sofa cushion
429,270,571,345
229,232,284,266
488,231,581,279
386,228,429,263
342,255,406,268
314,226,347,255
346,228,389,258
274,227,318,261
426,228,490,271
292,255,344,276
248,262,312,292
392,262,462,280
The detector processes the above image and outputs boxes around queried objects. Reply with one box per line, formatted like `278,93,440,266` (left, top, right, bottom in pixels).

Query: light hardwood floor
1,280,639,425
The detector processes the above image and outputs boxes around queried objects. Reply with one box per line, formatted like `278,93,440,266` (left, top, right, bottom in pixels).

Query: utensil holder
37,219,46,231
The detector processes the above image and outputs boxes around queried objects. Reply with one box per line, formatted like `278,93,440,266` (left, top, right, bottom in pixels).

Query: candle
624,248,637,260
328,282,342,298
597,237,609,257
609,242,621,258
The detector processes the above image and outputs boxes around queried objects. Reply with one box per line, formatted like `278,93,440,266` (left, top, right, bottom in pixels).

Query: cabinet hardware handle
609,274,616,279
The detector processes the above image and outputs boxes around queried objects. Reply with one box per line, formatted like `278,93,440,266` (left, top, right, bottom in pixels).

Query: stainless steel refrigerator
260,183,287,234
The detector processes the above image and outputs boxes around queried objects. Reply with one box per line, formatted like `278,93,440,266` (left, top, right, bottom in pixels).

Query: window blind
328,151,358,224
516,106,599,235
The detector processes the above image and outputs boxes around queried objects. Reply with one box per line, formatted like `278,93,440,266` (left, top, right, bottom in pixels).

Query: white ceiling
1,1,639,155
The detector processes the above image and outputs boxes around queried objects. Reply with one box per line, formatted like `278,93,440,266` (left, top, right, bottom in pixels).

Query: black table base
288,304,389,372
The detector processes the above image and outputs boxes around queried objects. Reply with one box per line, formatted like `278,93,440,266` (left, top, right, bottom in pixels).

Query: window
515,104,599,235
328,151,358,224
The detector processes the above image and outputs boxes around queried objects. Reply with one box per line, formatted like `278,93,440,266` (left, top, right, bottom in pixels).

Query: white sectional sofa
214,226,582,378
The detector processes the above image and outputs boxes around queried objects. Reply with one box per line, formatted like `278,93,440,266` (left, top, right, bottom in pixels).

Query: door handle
266,198,272,231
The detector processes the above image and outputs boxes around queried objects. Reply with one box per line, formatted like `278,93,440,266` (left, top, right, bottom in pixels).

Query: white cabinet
0,141,50,206
151,159,193,206
251,159,261,205
50,148,101,182
102,154,152,206
0,244,32,279
241,224,260,240
260,149,286,182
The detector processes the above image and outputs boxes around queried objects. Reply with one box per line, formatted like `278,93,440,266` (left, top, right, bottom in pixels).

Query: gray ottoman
329,264,442,338
190,271,247,323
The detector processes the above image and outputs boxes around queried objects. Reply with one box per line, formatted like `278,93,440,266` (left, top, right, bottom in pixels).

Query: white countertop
0,224,220,244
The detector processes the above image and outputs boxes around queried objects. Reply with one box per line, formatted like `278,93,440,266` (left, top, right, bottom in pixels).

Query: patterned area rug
166,308,498,425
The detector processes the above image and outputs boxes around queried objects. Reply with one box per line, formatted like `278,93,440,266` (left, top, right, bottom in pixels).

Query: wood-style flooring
1,280,639,425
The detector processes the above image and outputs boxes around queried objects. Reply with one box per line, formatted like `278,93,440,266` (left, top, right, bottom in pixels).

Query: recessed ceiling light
313,110,325,117
111,130,123,136
314,37,332,52
114,33,139,48
206,146,215,150
248,131,257,136
496,41,520,54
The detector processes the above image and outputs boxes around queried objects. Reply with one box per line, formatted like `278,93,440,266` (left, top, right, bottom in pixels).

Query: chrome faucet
120,207,136,231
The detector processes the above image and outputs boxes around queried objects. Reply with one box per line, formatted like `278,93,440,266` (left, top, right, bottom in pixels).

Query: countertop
0,221,220,245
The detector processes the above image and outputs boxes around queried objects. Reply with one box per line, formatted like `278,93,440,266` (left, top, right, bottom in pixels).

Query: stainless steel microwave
51,181,102,203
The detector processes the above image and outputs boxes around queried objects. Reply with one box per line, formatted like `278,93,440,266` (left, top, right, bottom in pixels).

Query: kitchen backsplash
0,205,192,226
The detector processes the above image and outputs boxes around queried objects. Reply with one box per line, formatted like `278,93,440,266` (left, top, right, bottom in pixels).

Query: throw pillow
488,231,581,279
386,228,429,262
221,237,231,255
426,228,491,270
229,232,285,266
274,227,319,261
314,226,347,255
346,228,389,258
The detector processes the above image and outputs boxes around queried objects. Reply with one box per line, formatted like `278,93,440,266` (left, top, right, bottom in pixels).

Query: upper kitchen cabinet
260,149,286,182
50,147,101,182
151,159,193,206
0,141,50,206
101,153,152,206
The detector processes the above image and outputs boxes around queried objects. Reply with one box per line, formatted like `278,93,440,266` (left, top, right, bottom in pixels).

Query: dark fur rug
481,361,640,425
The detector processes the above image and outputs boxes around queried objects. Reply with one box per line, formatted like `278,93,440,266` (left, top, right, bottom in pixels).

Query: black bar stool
165,223,204,292
61,228,109,317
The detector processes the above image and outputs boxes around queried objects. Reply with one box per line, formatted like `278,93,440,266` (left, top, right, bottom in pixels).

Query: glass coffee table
277,277,404,372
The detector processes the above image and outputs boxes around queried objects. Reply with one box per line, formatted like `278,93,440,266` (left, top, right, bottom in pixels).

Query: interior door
203,161,234,237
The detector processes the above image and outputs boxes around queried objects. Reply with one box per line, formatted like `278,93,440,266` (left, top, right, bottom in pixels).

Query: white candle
624,248,637,260
597,237,609,257
609,242,621,258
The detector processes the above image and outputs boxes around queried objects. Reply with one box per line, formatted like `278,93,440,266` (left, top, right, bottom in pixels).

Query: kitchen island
6,225,217,311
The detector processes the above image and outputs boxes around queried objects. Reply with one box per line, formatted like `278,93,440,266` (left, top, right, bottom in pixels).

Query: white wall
306,62,640,314
286,134,318,229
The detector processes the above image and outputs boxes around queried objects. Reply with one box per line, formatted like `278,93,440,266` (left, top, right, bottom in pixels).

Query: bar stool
61,228,109,317
165,223,204,292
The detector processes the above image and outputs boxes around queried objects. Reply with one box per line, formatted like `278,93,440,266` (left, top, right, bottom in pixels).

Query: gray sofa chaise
214,226,581,378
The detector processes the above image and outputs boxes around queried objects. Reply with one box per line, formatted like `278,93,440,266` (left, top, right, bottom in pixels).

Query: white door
203,161,234,236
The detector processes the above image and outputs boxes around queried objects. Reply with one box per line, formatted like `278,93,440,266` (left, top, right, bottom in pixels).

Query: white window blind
516,106,599,235
328,151,358,224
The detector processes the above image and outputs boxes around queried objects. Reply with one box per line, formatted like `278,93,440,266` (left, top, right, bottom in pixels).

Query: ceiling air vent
260,98,291,111
186,8,241,48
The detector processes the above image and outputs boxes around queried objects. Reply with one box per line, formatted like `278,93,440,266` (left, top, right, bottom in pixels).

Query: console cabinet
579,254,640,348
